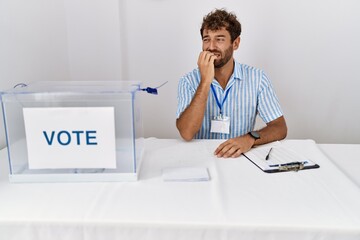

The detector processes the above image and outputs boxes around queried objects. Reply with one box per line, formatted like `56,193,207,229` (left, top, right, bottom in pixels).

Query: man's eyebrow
202,34,227,39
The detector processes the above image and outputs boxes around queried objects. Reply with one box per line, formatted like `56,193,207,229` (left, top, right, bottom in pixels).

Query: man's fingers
215,141,236,158
231,149,243,158
199,51,215,63
214,139,245,158
209,54,216,64
204,52,215,64
214,141,228,155
222,145,241,158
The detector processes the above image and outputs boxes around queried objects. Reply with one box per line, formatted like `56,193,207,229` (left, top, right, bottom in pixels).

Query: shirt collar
232,60,243,81
211,60,243,90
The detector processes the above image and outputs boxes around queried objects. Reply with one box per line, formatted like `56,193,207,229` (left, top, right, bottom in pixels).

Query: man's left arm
214,116,287,158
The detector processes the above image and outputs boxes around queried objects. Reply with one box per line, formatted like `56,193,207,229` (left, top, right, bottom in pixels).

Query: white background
1,0,359,148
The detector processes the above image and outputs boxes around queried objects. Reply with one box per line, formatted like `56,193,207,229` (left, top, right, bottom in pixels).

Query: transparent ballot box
0,81,143,182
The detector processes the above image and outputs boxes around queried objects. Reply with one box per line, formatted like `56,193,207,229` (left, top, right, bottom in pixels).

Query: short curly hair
200,9,241,43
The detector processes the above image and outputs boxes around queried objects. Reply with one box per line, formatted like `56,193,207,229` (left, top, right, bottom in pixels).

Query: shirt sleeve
176,76,196,119
257,72,284,123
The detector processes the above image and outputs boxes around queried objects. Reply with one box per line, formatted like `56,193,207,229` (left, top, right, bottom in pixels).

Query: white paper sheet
243,142,318,172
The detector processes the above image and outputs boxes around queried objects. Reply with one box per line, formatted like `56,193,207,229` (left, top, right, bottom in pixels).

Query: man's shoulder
235,62,264,74
180,68,201,86
182,68,200,79
234,61,265,81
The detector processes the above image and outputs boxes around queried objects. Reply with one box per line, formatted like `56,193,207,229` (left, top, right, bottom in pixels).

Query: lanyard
210,84,232,115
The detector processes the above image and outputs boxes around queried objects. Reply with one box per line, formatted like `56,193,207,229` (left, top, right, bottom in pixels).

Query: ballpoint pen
269,161,308,168
265,147,273,160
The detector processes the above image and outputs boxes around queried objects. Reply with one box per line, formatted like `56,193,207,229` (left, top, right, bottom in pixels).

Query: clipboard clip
278,162,305,172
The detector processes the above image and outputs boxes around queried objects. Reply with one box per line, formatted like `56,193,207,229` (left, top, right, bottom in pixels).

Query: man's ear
233,36,240,50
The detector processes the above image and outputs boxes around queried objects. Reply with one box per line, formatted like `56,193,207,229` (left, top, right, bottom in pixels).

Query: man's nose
207,39,217,51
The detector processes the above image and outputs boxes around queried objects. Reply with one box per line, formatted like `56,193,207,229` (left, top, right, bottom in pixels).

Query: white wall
0,0,123,147
1,0,359,147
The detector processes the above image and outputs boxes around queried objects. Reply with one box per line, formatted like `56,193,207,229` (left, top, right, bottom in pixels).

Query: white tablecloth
318,144,360,187
0,139,360,240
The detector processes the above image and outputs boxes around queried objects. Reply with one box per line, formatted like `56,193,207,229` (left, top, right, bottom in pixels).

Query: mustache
208,50,221,55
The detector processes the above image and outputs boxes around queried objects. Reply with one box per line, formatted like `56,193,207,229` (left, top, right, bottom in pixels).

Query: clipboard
242,144,320,173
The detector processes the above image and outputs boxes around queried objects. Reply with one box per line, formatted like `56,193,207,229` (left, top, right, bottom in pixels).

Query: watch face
250,131,260,139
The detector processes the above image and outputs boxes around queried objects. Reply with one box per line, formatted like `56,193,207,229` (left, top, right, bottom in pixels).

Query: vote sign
23,107,116,169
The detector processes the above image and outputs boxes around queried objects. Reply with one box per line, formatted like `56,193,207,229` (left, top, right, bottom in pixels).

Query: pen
269,161,308,168
265,147,273,160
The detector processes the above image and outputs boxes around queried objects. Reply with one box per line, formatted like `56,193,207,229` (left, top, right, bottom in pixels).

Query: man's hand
197,51,216,84
214,116,287,158
176,51,217,141
214,134,255,158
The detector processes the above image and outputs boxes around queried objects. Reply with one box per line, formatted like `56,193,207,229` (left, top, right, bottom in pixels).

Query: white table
0,139,360,240
318,143,360,187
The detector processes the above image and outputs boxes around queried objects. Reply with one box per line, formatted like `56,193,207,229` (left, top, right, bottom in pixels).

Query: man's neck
214,59,235,89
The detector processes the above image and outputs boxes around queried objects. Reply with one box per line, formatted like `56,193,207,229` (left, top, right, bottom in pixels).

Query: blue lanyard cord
210,84,232,115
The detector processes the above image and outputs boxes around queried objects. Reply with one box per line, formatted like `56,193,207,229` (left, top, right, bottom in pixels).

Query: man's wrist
248,131,260,146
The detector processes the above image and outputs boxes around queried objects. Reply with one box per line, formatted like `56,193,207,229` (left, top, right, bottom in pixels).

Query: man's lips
212,53,221,58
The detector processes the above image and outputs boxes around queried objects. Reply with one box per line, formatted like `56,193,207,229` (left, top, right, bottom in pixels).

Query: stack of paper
162,167,210,182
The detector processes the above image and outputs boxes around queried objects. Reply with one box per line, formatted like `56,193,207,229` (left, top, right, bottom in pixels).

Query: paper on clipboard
243,143,320,173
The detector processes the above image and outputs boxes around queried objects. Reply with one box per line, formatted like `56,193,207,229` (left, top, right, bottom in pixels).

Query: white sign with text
23,107,116,169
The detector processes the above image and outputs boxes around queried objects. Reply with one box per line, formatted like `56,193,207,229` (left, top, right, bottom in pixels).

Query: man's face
202,28,234,68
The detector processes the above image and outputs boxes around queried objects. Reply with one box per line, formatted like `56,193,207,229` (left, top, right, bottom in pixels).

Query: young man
176,9,287,158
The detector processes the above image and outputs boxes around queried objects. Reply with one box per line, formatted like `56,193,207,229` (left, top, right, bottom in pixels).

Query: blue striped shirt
176,61,283,139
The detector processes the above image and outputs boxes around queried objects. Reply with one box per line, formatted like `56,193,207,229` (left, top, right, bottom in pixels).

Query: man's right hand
176,51,216,141
197,51,216,84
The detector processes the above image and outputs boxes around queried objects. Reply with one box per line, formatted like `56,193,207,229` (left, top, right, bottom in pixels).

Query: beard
212,45,234,68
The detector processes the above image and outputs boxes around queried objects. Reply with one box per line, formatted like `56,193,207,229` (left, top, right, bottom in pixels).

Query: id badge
210,115,230,134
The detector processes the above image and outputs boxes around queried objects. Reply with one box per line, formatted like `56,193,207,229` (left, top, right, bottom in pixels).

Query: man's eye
203,38,210,43
217,38,225,42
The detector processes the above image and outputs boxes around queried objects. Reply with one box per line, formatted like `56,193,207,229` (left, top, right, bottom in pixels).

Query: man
176,9,287,158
